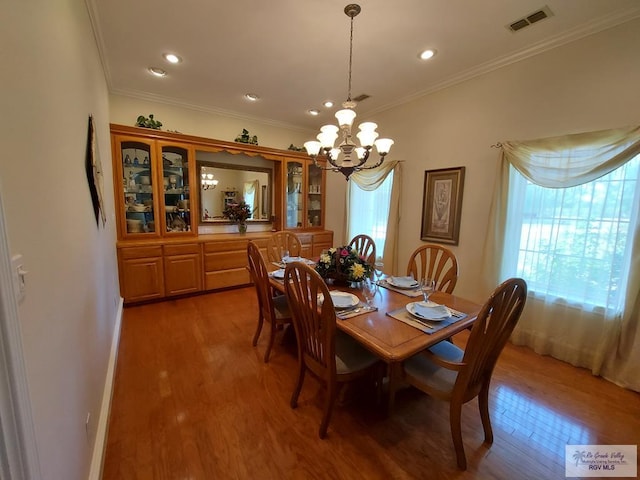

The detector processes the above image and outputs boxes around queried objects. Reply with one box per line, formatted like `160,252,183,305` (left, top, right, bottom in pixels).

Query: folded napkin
413,303,450,320
389,276,419,288
271,268,285,279
283,256,302,264
378,279,422,298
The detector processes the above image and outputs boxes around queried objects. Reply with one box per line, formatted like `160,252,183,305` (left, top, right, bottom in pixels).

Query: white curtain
346,161,402,275
482,126,640,391
243,180,259,219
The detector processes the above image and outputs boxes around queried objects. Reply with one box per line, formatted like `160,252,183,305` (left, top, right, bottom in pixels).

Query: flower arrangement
223,201,252,223
315,246,372,283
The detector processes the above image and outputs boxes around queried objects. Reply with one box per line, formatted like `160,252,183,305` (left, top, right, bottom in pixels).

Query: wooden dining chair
402,278,528,469
266,231,302,264
284,261,381,438
406,244,458,293
348,234,376,266
247,240,293,362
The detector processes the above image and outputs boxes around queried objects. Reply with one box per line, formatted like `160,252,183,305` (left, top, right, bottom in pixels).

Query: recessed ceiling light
244,93,259,101
308,109,320,116
148,67,167,77
323,101,334,108
163,53,182,64
419,49,437,61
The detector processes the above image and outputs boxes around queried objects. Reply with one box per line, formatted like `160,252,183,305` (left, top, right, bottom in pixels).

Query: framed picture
85,115,106,227
421,166,465,245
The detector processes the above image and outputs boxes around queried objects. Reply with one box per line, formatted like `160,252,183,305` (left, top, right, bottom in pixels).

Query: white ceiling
89,0,640,131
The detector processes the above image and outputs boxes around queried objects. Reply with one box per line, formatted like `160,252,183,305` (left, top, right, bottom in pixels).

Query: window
348,171,394,256
503,155,640,311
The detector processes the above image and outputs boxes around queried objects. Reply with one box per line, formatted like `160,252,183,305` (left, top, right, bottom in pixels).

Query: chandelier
201,173,218,190
304,4,394,180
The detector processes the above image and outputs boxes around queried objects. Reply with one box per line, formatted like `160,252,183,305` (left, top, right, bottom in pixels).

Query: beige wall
0,0,119,478
110,17,640,301
109,94,312,151
368,17,640,303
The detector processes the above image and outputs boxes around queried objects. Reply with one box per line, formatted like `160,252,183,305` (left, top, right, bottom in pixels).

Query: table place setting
318,290,378,320
271,257,316,269
377,276,423,297
386,301,467,334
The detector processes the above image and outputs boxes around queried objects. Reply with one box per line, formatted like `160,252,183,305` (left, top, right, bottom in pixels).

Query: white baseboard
88,297,124,480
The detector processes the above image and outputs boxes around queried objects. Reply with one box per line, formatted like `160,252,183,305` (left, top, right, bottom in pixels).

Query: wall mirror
197,151,273,224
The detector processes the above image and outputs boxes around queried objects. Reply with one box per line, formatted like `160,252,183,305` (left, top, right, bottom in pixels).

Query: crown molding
366,7,640,117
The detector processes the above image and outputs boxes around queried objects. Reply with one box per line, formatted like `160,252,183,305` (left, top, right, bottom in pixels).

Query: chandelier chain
347,13,354,102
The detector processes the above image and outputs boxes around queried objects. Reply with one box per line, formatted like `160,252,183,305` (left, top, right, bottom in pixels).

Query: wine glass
374,260,384,283
281,250,290,266
420,278,435,303
362,278,376,308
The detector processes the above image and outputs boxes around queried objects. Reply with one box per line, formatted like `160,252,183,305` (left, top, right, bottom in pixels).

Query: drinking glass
362,278,376,307
281,250,290,265
374,261,384,282
420,278,435,303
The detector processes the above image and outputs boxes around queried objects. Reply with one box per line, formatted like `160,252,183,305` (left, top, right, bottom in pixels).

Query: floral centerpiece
315,246,373,284
223,201,251,233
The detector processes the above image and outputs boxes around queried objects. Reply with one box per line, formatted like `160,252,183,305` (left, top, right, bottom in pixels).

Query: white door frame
0,184,42,479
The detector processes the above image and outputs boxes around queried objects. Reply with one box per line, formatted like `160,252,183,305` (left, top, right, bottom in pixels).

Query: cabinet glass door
161,145,191,233
306,162,323,228
286,161,304,228
122,141,156,235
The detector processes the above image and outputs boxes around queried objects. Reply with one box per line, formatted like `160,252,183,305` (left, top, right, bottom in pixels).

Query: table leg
386,361,402,416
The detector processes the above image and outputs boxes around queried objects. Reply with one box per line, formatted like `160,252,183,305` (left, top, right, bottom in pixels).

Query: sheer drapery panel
346,161,402,274
483,126,640,391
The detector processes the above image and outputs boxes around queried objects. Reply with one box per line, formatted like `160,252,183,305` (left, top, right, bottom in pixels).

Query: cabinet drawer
297,233,313,245
204,251,247,272
203,240,249,253
163,243,201,256
120,245,162,259
313,232,333,244
205,268,251,290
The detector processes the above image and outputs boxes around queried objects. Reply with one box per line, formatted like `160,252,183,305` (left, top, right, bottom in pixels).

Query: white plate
406,302,450,321
319,291,359,309
271,268,285,279
388,276,419,289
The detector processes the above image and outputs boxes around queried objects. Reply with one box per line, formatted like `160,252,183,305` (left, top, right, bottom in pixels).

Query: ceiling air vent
507,5,553,32
353,93,370,103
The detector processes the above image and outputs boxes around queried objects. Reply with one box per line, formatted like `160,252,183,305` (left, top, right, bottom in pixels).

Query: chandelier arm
325,150,341,168
312,155,341,172
358,154,387,170
354,148,371,167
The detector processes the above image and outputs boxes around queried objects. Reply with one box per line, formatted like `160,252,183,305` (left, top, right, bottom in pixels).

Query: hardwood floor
102,288,640,479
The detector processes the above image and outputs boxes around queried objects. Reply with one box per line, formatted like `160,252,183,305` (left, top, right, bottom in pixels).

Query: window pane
348,172,393,256
514,155,639,309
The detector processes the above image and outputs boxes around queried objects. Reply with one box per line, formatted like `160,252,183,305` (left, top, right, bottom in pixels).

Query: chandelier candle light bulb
304,4,394,180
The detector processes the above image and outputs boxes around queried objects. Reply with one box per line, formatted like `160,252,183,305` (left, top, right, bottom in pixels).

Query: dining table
268,264,483,413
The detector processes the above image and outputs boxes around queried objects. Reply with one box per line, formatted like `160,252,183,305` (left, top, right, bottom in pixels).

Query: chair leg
263,323,276,363
290,365,306,409
479,383,494,444
319,382,338,439
252,313,263,347
450,401,467,470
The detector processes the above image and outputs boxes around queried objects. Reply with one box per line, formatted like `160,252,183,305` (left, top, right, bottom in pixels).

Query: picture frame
420,166,465,245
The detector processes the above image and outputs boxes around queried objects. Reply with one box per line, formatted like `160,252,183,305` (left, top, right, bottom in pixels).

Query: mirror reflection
198,156,272,223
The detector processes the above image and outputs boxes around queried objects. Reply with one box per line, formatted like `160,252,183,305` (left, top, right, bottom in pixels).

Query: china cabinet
159,143,193,235
112,134,196,240
110,124,331,304
284,156,326,230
